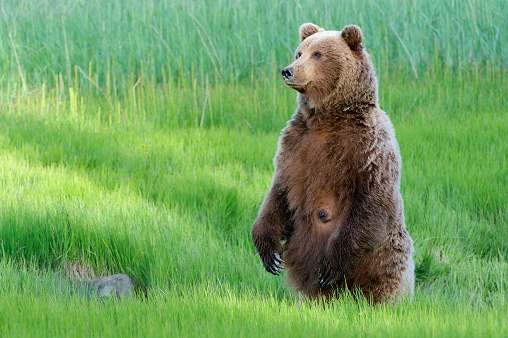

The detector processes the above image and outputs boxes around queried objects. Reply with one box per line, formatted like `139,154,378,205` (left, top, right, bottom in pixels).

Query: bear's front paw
253,234,284,275
318,254,342,288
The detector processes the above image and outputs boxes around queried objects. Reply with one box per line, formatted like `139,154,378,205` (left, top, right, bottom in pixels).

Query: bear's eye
317,209,331,223
295,52,302,60
313,52,322,59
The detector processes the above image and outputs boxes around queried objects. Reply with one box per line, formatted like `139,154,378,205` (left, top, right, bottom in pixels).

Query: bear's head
281,23,377,110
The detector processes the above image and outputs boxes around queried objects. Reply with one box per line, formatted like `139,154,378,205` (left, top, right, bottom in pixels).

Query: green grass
1,259,507,336
1,0,507,336
1,0,507,89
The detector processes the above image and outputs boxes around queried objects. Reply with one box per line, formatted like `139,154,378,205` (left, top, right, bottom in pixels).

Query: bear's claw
318,259,339,288
264,251,285,275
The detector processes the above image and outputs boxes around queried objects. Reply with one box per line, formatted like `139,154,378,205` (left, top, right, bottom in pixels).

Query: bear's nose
281,67,294,81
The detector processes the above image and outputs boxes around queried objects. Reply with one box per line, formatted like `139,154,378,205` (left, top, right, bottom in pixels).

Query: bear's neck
298,88,378,121
298,66,379,122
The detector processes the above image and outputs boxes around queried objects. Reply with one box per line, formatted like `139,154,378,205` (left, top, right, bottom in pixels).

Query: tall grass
0,0,507,335
0,0,506,89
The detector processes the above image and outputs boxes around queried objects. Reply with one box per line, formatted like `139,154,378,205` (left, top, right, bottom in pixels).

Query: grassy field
1,0,507,336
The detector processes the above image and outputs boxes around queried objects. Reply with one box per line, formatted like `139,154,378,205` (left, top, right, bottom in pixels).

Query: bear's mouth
286,80,311,91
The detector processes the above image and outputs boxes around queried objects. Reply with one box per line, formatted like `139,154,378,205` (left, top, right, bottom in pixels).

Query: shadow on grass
0,113,250,234
0,114,272,294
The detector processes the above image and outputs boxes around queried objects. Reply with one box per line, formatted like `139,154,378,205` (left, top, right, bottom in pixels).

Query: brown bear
251,23,414,304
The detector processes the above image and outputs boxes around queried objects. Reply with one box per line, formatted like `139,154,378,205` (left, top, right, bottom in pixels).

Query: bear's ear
341,25,363,51
299,23,324,42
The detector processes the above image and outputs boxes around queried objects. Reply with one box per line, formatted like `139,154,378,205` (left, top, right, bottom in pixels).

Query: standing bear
251,23,414,304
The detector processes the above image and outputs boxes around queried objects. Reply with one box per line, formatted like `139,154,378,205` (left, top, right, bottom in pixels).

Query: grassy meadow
1,0,507,336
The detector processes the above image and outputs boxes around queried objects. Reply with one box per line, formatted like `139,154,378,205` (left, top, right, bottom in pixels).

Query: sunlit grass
0,260,506,336
0,0,507,335
1,65,507,334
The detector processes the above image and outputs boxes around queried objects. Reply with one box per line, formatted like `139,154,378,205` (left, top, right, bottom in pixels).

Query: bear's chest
275,124,353,219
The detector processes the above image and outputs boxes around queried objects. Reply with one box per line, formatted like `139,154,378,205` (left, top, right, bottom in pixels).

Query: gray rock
87,274,134,302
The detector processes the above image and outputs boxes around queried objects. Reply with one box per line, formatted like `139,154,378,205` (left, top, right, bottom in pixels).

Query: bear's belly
277,130,352,296
283,222,414,300
277,129,350,222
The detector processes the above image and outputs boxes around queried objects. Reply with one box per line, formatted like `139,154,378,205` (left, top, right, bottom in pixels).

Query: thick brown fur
251,23,414,304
